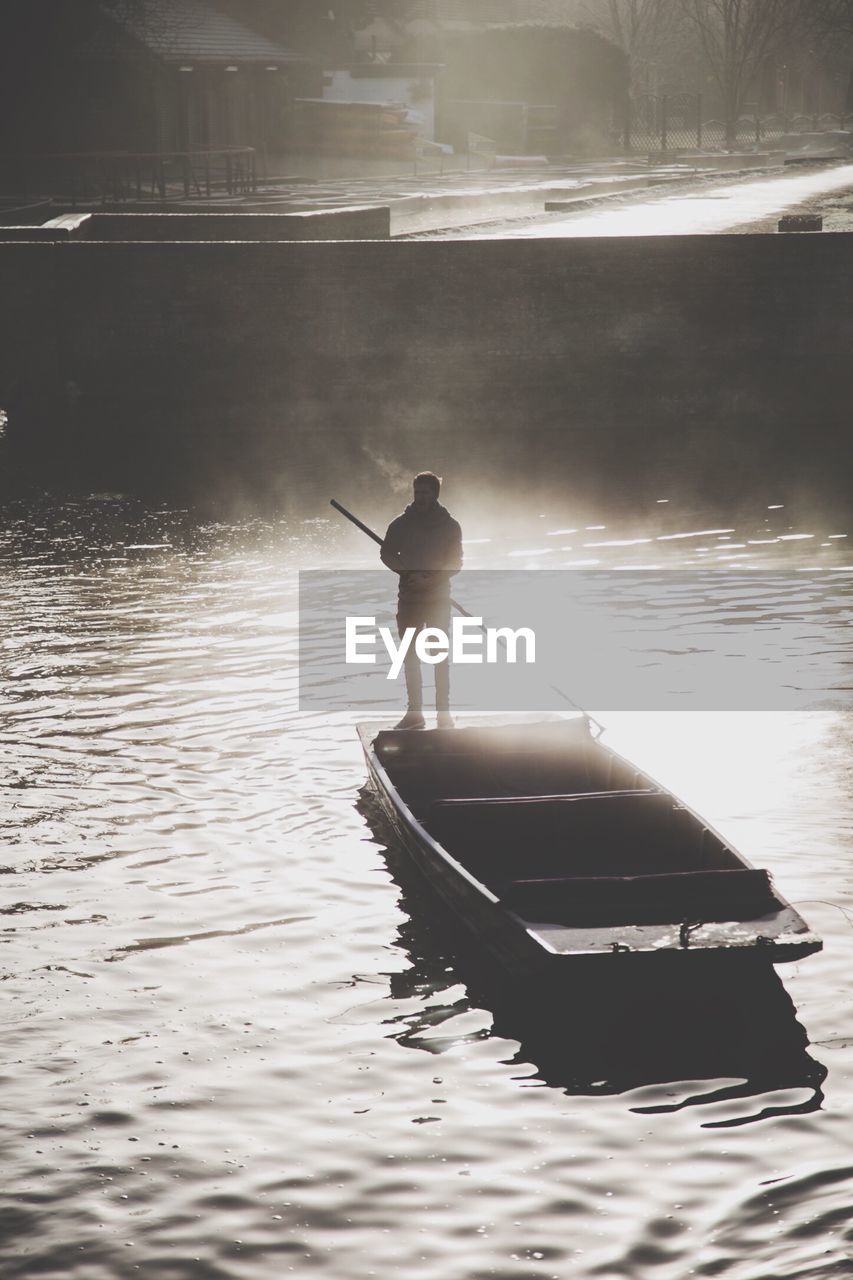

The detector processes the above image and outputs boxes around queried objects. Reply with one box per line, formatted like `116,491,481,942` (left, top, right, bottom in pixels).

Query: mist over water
2,491,853,1280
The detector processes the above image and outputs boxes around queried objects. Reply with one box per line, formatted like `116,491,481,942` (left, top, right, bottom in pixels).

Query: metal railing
1,148,258,206
626,94,703,152
625,98,853,153
414,136,448,176
467,131,498,169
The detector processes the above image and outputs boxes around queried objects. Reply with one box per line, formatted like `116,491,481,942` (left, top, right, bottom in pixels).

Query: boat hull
359,720,822,979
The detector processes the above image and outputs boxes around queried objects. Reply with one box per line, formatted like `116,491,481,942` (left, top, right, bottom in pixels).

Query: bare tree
677,0,809,145
579,0,686,95
800,1,853,74
806,0,853,32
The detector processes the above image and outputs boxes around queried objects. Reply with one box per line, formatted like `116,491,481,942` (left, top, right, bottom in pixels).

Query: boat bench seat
432,789,660,807
389,758,599,809
426,790,689,878
502,868,778,927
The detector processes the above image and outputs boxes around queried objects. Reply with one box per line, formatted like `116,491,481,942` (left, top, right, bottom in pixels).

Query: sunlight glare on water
1,497,852,1280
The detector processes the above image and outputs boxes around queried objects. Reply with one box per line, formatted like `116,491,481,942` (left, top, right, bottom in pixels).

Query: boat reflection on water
357,786,827,1127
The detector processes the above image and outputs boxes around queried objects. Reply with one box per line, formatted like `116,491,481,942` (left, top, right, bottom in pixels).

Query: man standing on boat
380,472,463,730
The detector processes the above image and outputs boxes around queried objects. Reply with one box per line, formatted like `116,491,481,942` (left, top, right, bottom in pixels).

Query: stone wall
78,207,392,242
0,206,391,243
0,235,850,514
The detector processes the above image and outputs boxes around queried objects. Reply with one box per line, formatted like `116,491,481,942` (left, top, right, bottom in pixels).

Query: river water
2,495,852,1280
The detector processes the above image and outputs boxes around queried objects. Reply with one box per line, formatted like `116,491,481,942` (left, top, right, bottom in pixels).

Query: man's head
412,471,441,513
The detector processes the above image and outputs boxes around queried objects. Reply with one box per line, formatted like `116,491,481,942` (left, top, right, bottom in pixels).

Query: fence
414,136,448,176
1,148,258,206
625,98,853,153
627,94,704,152
467,131,498,169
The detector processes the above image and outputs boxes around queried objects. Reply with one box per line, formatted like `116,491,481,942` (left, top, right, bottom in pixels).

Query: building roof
96,0,308,65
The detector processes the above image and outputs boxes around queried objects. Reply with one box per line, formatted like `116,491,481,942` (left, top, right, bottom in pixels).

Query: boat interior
372,721,782,927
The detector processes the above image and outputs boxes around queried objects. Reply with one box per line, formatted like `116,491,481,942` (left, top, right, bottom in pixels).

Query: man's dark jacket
380,502,463,603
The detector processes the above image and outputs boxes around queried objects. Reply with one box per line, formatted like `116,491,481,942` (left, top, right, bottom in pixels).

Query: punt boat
357,717,822,979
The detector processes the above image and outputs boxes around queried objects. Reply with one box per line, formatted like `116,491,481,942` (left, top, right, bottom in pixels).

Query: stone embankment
0,230,850,514
0,152,794,242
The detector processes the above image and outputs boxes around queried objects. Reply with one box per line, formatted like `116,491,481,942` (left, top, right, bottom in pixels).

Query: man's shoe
436,711,455,730
394,710,426,730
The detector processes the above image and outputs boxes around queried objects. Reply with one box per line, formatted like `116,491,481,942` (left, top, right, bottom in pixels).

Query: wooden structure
0,0,318,191
88,0,317,155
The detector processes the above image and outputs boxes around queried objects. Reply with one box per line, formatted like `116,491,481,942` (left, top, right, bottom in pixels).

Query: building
0,0,318,161
86,0,317,155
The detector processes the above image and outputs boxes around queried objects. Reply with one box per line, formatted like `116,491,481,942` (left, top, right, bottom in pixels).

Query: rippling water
2,496,852,1280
